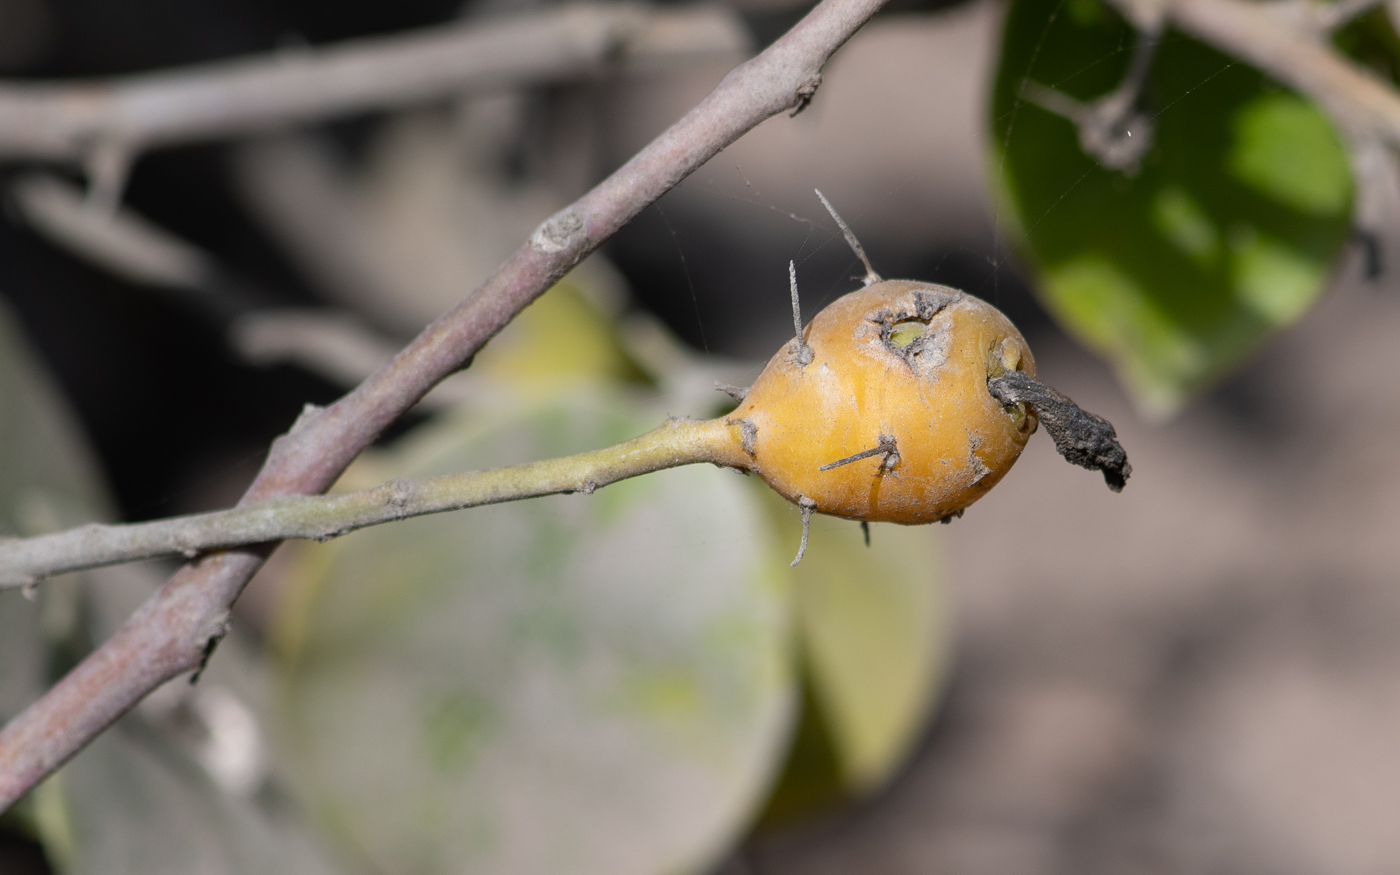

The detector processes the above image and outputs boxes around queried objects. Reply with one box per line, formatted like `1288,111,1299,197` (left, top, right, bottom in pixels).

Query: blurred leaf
469,279,650,392
753,491,951,825
749,677,846,827
50,630,346,875
235,114,627,336
272,389,795,875
0,590,43,741
992,0,1354,416
0,300,112,542
0,294,111,845
790,515,949,792
0,297,344,874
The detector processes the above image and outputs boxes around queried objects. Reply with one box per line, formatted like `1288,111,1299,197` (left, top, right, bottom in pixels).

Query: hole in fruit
1009,402,1033,433
986,337,1023,378
888,320,928,349
874,307,949,372
999,338,1022,372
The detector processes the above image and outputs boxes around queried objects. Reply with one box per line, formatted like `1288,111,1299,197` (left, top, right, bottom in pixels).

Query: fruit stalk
0,417,752,589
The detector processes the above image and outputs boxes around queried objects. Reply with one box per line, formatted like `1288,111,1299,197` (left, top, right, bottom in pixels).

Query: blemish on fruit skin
727,418,758,457
966,432,990,486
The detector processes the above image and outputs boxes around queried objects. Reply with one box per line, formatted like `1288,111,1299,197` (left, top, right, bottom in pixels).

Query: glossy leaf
272,390,794,875
468,279,649,391
992,0,1354,416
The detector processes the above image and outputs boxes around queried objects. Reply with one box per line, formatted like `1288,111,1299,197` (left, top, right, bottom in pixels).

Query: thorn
860,520,870,547
715,382,749,403
791,496,817,566
814,190,881,286
21,578,38,601
790,261,814,366
819,433,899,472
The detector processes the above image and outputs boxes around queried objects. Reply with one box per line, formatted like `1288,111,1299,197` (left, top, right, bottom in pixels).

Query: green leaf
789,515,949,793
754,492,951,825
992,0,1354,416
272,389,795,875
468,279,649,391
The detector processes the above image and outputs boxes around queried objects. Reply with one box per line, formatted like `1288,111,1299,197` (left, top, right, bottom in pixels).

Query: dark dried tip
988,370,1131,492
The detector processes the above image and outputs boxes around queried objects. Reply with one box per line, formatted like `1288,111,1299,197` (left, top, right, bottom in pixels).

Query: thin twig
0,0,891,812
0,418,743,588
814,188,881,285
11,173,477,407
1019,25,1158,173
11,173,216,292
0,3,747,166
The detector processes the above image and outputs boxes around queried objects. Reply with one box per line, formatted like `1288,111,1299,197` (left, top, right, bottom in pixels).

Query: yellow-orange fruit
729,280,1036,524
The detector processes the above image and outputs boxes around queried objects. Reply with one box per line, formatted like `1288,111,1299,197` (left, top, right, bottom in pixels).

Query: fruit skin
729,280,1037,525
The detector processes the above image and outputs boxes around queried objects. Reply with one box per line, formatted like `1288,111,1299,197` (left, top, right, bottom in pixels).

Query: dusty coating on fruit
730,280,1037,525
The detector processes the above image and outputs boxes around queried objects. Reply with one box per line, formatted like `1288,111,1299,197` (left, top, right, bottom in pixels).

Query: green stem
0,417,750,589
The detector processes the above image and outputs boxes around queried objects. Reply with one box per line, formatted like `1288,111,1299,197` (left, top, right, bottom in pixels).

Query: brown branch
0,0,891,811
0,3,747,171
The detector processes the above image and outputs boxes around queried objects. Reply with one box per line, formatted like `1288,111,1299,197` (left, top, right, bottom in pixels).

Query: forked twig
1018,26,1159,173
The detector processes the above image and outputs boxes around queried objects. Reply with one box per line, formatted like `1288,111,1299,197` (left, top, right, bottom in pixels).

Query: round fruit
728,280,1036,525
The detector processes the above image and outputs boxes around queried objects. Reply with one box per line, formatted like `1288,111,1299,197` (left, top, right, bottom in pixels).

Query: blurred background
3,0,1400,872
